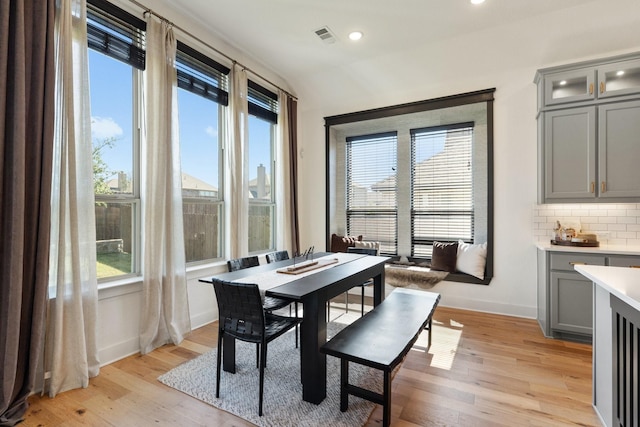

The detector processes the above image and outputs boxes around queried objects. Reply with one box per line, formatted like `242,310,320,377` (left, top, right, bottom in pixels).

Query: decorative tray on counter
550,239,600,247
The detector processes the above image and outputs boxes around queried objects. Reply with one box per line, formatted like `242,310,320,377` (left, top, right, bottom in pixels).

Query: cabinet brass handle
601,181,606,193
600,81,605,93
589,83,594,95
570,262,586,266
590,182,595,193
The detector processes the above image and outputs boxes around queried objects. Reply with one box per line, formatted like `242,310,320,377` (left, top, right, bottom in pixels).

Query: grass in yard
97,252,131,278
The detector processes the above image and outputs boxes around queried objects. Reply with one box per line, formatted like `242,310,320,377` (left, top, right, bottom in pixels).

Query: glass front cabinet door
543,68,596,106
597,59,640,99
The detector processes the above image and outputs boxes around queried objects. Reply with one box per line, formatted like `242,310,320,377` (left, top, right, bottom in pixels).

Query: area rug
158,321,381,427
385,264,448,289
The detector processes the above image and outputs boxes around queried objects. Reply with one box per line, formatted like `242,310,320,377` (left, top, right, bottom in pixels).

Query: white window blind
346,132,397,254
411,123,474,257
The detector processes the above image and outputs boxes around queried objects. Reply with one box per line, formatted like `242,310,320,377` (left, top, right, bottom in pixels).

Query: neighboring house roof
107,172,218,194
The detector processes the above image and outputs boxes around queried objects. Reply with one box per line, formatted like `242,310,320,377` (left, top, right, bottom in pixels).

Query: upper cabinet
543,68,596,106
537,55,640,108
597,59,640,99
536,52,640,203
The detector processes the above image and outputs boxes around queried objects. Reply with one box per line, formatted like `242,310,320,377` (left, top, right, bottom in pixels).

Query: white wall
295,0,640,318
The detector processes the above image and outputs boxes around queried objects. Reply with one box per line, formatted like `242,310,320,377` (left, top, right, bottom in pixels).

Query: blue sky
88,49,271,190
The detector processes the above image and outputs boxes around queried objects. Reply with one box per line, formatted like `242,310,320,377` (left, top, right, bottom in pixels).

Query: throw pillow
456,240,488,280
430,241,458,273
330,233,362,253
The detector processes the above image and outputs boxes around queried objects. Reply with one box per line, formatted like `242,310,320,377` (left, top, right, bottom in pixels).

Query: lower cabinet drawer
550,253,605,272
608,255,640,268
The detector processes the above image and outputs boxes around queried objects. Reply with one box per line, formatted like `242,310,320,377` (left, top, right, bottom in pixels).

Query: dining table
211,251,389,404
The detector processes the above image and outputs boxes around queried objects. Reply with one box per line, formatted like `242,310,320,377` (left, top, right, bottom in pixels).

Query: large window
346,132,398,254
176,42,229,263
247,81,278,253
326,89,494,284
88,0,145,280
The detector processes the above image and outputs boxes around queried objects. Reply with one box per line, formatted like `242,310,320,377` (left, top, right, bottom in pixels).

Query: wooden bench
320,288,440,427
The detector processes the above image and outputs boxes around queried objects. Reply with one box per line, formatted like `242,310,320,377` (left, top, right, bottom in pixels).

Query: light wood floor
23,303,601,427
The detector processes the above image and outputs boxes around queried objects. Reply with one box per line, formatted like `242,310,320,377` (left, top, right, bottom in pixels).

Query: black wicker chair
264,250,299,341
226,255,260,272
346,247,378,315
226,256,291,313
265,250,289,264
211,278,301,416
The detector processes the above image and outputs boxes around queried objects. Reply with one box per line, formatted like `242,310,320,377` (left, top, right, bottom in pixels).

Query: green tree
92,136,118,195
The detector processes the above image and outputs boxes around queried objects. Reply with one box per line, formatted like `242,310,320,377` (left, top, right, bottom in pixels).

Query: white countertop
575,265,640,312
536,242,640,256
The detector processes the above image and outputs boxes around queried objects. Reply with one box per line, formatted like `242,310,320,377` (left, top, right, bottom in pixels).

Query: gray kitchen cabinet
537,250,605,342
550,271,593,336
537,54,640,108
607,255,640,268
597,58,640,99
538,249,640,342
542,68,596,106
536,52,640,203
598,100,640,199
543,107,596,200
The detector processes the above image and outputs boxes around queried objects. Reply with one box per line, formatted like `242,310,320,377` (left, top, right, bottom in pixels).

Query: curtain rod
127,0,298,101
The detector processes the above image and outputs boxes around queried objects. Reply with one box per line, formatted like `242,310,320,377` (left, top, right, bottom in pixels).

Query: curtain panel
227,65,249,258
0,0,55,424
286,96,300,254
275,91,300,255
139,16,191,355
46,0,100,397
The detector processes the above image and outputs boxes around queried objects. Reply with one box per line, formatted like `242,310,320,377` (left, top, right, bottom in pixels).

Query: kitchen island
574,264,640,427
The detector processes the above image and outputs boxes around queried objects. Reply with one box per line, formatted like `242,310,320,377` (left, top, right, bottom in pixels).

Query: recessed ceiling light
471,0,485,4
348,31,363,41
617,70,625,76
559,80,567,86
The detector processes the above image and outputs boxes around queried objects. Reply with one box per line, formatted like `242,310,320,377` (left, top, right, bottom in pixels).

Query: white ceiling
158,1,593,75
151,0,636,113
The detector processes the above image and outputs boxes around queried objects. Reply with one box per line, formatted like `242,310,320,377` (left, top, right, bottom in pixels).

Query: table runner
233,252,362,294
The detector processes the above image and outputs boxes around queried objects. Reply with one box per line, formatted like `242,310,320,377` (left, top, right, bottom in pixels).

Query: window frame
325,89,495,285
345,132,398,255
247,81,278,254
410,122,475,258
175,41,230,265
87,0,144,283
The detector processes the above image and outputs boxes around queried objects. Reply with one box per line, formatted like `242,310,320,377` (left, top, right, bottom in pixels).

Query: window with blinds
346,132,398,254
87,0,146,70
248,80,278,124
247,81,278,253
411,123,474,257
176,41,230,106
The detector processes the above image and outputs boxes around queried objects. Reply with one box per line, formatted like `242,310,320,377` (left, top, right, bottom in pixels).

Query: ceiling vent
314,26,337,44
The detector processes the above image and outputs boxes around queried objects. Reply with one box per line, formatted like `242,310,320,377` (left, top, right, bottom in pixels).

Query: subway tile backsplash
533,203,640,246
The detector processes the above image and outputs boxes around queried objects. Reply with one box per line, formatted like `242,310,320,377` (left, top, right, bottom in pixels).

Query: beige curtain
0,1,55,424
45,0,99,397
227,64,249,258
275,90,295,253
139,16,191,354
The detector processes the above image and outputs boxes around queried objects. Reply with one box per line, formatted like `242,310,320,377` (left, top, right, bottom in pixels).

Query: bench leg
383,370,391,427
427,317,433,349
340,359,349,412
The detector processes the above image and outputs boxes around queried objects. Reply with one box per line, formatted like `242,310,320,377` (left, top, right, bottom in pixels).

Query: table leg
222,335,236,373
300,296,327,404
373,268,385,306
